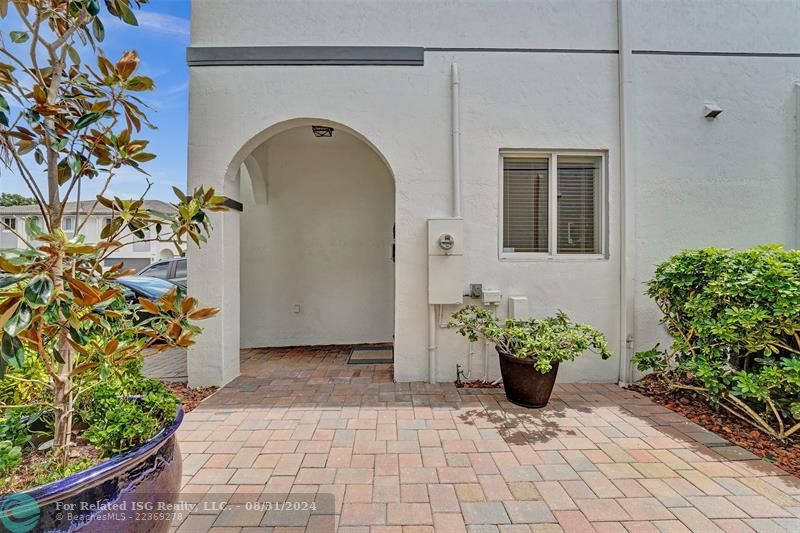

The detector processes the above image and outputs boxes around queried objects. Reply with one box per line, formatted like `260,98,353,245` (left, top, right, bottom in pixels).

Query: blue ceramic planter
15,407,183,533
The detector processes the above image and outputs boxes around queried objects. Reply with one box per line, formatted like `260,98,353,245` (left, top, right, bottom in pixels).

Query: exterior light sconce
704,102,723,119
312,125,334,137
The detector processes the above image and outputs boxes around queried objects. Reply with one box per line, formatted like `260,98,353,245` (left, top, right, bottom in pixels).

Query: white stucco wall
626,1,800,370
187,0,800,386
238,127,395,347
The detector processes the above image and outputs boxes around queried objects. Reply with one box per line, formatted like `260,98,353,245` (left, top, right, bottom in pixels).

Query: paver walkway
170,347,800,532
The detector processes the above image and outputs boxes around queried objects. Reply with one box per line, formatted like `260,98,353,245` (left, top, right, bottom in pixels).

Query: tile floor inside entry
165,347,800,532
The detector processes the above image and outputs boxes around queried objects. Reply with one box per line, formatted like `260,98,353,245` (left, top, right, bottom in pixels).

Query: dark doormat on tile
348,344,393,364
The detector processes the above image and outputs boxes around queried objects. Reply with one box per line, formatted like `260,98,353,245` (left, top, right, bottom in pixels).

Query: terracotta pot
7,408,184,533
497,349,559,408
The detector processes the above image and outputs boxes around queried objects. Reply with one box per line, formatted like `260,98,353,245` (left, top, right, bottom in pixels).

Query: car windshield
117,276,179,299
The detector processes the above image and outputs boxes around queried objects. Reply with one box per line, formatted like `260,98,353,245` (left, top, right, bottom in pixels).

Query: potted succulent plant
0,1,225,531
450,305,612,408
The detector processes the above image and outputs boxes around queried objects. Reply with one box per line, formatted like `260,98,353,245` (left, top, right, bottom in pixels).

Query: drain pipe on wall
617,0,635,385
430,61,463,384
452,62,462,218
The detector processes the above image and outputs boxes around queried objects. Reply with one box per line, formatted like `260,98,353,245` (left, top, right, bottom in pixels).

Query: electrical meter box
428,218,464,304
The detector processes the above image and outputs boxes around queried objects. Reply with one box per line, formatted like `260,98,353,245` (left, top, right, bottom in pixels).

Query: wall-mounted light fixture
312,125,334,137
704,102,723,119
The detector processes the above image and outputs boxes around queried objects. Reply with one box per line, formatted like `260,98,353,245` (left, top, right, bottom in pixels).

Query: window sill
499,253,608,262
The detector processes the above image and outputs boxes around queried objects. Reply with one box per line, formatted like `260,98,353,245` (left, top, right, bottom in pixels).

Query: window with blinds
502,152,603,256
502,158,549,253
557,156,601,254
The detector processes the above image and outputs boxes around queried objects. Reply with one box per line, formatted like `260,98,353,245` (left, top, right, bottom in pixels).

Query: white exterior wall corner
188,0,800,386
627,0,800,370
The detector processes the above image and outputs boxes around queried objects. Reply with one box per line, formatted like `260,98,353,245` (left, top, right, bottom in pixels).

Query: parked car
115,275,184,304
138,257,186,288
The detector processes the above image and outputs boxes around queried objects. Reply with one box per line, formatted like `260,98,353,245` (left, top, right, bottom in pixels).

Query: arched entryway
233,119,396,351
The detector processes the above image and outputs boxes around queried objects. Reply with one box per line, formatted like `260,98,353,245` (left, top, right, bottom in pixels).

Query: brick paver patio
168,347,800,532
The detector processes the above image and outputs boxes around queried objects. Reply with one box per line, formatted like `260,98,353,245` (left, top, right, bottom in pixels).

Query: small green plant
635,245,800,440
449,305,612,373
0,408,42,480
78,363,179,456
0,440,22,479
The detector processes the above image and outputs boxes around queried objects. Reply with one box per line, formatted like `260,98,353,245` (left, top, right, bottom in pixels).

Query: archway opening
236,121,396,353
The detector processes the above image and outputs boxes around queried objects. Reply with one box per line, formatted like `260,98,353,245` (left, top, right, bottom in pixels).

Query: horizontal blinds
557,156,600,254
503,158,548,253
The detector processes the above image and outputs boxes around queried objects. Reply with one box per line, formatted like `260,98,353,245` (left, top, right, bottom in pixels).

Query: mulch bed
628,376,800,478
163,382,217,413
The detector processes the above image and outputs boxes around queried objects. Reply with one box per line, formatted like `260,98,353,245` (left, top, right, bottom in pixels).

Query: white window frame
62,216,75,233
1,217,15,231
498,149,608,261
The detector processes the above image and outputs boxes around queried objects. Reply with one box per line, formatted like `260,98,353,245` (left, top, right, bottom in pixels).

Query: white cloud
165,81,188,96
108,11,190,39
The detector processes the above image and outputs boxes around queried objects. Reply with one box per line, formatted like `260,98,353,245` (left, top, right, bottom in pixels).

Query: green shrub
0,347,49,406
79,365,179,456
450,305,612,373
0,408,48,479
634,245,800,440
0,440,22,476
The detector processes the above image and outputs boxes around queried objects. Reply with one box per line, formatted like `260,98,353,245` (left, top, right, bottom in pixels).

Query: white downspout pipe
452,62,462,218
430,62,463,384
795,83,800,248
428,305,437,384
617,0,635,385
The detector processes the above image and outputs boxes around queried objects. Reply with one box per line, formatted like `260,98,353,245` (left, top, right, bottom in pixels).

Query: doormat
348,345,393,364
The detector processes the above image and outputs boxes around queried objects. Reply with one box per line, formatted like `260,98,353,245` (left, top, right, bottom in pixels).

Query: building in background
0,200,178,272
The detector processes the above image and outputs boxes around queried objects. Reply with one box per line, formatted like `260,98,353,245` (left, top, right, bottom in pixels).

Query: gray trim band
186,45,800,67
187,46,424,66
426,47,618,54
632,49,800,57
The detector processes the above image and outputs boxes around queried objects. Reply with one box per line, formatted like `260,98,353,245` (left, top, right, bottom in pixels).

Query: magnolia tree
0,0,224,461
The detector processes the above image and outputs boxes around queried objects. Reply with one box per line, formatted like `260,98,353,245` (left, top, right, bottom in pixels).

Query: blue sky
0,0,191,201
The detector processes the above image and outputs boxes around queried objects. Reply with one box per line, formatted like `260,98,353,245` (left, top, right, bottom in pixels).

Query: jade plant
0,0,225,466
449,305,612,373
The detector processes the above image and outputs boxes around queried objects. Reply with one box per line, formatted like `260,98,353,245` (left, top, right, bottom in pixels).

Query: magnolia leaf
0,94,8,114
9,31,28,43
0,333,24,369
87,0,100,16
188,307,219,320
92,17,105,42
104,338,119,355
180,296,196,314
137,297,159,315
131,152,156,163
0,0,7,18
4,303,31,336
73,112,102,130
0,111,7,127
0,274,25,290
67,153,82,174
126,76,153,91
17,139,34,155
116,50,139,79
0,300,19,331
67,45,81,66
24,274,52,308
118,1,138,25
57,161,72,185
